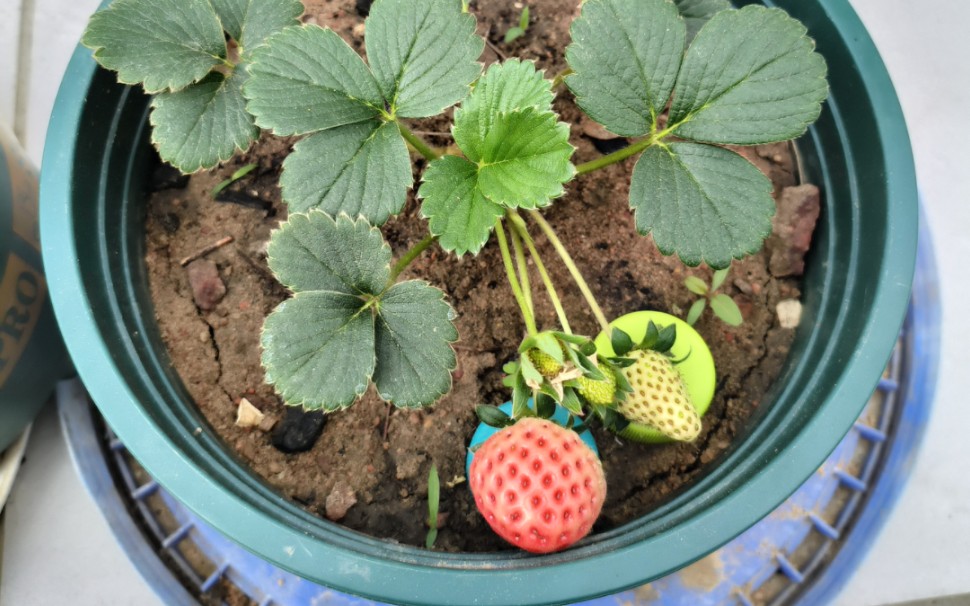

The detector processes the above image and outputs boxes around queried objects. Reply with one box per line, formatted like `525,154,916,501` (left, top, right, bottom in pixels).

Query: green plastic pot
39,1,917,604
0,125,71,452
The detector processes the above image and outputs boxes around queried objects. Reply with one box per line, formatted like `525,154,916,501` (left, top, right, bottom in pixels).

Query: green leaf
280,121,412,225
262,213,457,411
150,72,258,173
244,25,384,136
261,291,376,410
684,276,708,296
453,60,554,163
711,267,730,291
373,281,458,407
366,0,483,118
418,156,503,256
710,293,743,326
669,6,829,145
673,0,731,43
267,212,390,295
82,0,226,93
686,298,706,325
630,142,775,268
209,0,304,49
565,0,685,137
476,108,575,209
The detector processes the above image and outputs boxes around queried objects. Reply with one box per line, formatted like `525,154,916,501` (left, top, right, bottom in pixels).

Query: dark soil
143,0,813,553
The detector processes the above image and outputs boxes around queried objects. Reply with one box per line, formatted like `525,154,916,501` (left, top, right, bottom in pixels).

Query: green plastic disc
593,311,716,443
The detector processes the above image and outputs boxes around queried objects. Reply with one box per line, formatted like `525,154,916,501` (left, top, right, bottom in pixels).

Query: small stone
268,461,283,475
777,299,802,329
257,415,278,433
271,407,326,453
325,481,357,521
768,184,821,277
235,397,265,428
186,259,226,310
352,23,366,37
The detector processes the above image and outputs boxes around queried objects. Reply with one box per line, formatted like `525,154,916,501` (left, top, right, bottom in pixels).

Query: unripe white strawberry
617,350,701,441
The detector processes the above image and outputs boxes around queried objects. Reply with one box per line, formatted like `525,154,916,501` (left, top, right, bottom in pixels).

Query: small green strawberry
527,348,564,379
577,365,616,406
617,350,701,441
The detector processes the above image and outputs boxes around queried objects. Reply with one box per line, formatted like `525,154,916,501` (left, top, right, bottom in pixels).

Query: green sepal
561,388,584,417
476,405,515,428
81,0,226,93
610,327,634,356
535,393,556,419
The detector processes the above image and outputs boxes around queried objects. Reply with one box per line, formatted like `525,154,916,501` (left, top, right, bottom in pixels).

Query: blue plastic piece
466,401,599,478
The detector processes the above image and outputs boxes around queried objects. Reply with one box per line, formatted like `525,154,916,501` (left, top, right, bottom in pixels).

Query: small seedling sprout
211,162,258,197
684,267,743,327
504,6,530,43
426,464,441,548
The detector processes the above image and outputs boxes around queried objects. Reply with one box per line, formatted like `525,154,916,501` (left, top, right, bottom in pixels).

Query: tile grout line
14,0,36,145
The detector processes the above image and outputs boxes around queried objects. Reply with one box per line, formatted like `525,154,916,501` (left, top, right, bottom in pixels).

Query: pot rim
40,1,918,604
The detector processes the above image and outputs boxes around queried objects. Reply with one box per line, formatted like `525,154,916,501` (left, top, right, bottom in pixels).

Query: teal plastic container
0,125,71,451
39,1,917,604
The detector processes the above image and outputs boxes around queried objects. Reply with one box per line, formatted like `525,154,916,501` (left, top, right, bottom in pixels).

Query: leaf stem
388,234,437,283
550,67,574,90
495,219,538,336
527,210,610,333
507,220,535,319
507,211,572,334
574,125,677,175
398,122,442,161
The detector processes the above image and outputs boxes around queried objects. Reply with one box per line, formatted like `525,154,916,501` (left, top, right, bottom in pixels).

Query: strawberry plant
82,0,827,553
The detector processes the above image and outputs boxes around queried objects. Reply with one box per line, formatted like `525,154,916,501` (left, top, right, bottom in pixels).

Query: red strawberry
469,417,607,553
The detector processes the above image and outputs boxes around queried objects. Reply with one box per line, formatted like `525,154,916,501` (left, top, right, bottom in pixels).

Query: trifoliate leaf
372,280,458,407
565,0,685,137
82,0,226,93
476,108,575,209
630,142,775,268
266,212,390,295
366,0,483,118
418,156,503,256
261,291,376,411
673,0,731,43
710,293,743,326
150,72,257,173
280,121,412,225
453,59,554,162
209,0,304,50
261,212,457,411
244,25,384,136
669,6,829,145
